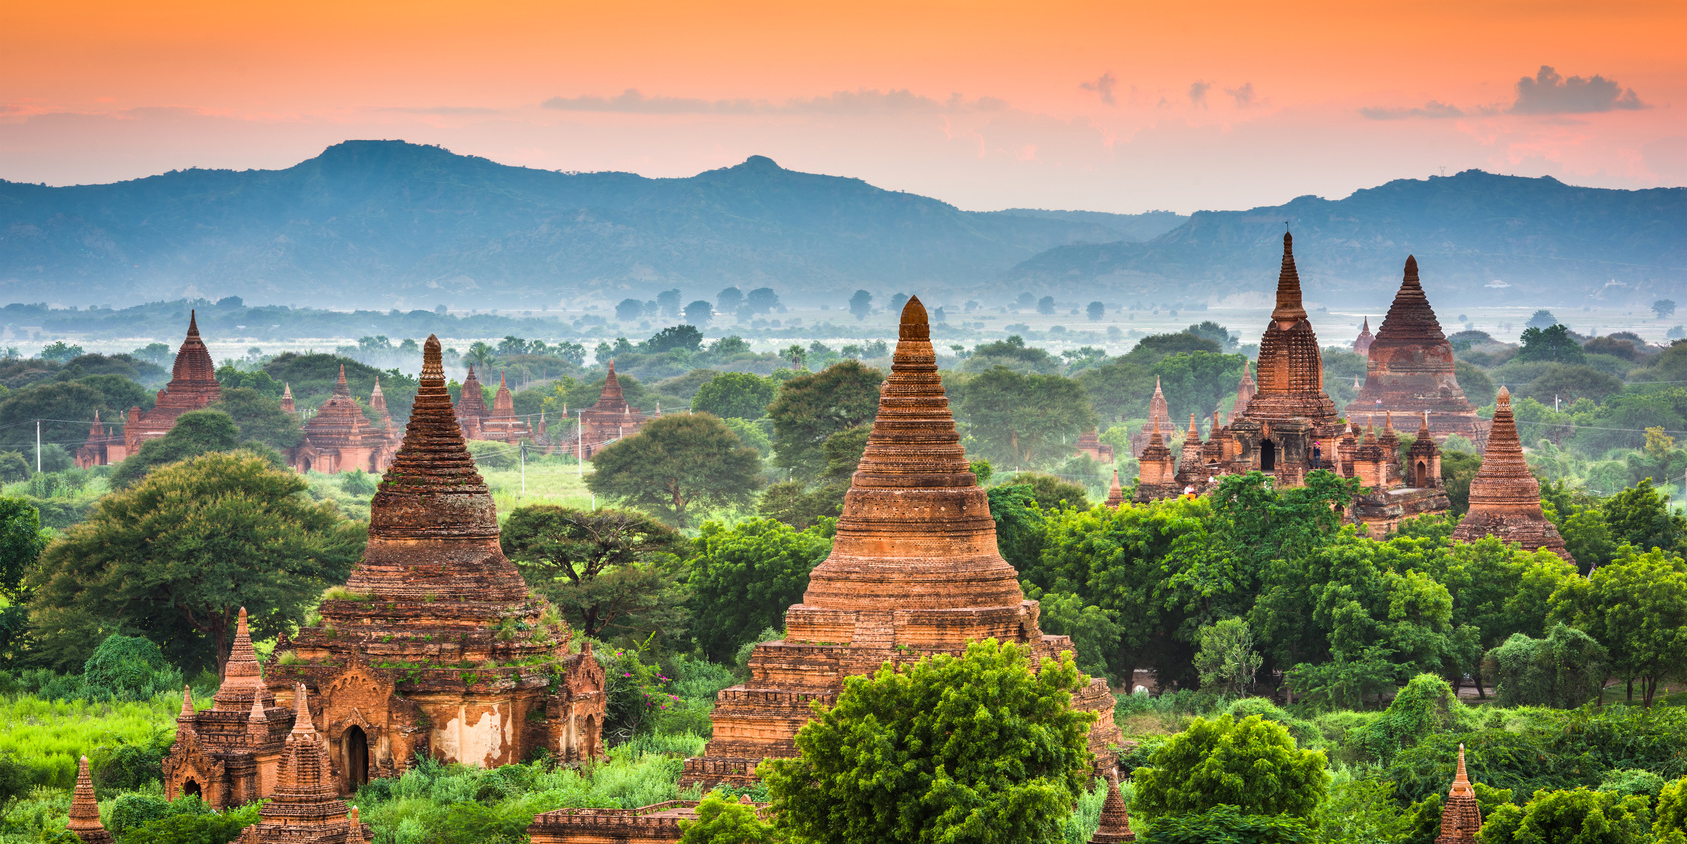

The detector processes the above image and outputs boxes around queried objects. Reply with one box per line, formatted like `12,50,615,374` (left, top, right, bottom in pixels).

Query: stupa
1104,469,1125,508
1132,416,1178,503
1131,377,1175,457
1352,317,1374,355
67,756,113,844
1450,387,1572,561
1089,773,1135,843
281,383,296,414
290,366,398,475
456,365,489,440
1229,360,1256,423
575,361,649,458
1434,745,1483,844
1173,413,1206,491
231,687,373,844
166,336,606,803
164,608,286,808
679,298,1123,789
1344,257,1483,442
479,372,532,444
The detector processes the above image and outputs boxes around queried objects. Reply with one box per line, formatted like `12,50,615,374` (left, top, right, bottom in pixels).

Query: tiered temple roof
126,311,222,452
1246,233,1337,425
1230,359,1256,423
1435,745,1483,844
1089,773,1135,843
456,365,489,439
68,756,113,844
164,608,288,808
1074,427,1115,463
1345,257,1483,442
680,298,1123,790
233,686,371,844
576,361,648,458
1450,387,1572,562
479,372,532,444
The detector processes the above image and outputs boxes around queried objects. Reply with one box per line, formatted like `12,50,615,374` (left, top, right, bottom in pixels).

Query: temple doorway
183,779,201,799
345,726,369,790
1260,440,1276,472
1415,460,1429,488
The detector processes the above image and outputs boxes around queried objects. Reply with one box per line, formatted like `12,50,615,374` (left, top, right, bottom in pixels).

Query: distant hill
0,141,1174,309
1003,171,1686,308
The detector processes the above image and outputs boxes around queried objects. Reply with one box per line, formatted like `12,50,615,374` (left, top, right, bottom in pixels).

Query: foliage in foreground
763,639,1095,844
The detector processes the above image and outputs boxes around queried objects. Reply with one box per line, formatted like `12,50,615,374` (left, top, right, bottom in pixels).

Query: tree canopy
1131,713,1328,818
587,414,764,529
500,505,687,642
685,518,832,661
767,361,882,482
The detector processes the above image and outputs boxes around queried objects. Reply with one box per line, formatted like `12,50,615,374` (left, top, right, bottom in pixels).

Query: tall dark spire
1270,232,1308,327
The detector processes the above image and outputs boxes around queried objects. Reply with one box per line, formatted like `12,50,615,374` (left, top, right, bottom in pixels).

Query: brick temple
165,335,605,806
1074,427,1115,462
78,312,220,468
574,361,649,458
679,297,1124,790
1352,316,1374,356
1134,233,1448,535
454,364,491,440
1450,387,1573,562
232,688,374,844
479,372,532,444
67,756,112,844
290,366,400,475
1344,257,1484,443
1130,377,1175,457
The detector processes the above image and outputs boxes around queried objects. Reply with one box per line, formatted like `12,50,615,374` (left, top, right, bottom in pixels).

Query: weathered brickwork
79,312,219,467
1345,257,1484,443
291,366,399,475
679,298,1125,791
574,361,649,458
1451,387,1573,561
167,336,606,806
1435,745,1483,844
67,756,113,844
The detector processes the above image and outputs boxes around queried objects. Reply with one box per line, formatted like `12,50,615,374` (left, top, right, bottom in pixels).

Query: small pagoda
1130,377,1175,457
231,687,373,844
456,365,490,440
1450,387,1572,561
679,298,1123,790
1089,773,1135,843
575,361,648,458
1352,316,1374,356
1104,469,1125,508
1344,257,1483,443
163,608,286,808
290,366,398,475
1435,745,1483,844
1228,360,1256,423
1074,428,1115,463
1173,413,1207,491
67,756,113,844
479,372,532,444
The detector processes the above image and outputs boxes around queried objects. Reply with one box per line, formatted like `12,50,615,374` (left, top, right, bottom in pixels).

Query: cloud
1189,81,1211,106
1081,72,1118,105
540,88,1007,115
1511,66,1645,114
1226,82,1255,108
378,106,503,116
1359,100,1469,120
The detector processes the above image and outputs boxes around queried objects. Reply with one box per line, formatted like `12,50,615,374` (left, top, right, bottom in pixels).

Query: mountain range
1,140,1680,309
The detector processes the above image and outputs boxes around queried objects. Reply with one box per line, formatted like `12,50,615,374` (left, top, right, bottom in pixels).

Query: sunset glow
4,0,1683,210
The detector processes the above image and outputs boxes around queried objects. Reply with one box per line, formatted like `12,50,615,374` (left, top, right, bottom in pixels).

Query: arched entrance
1415,460,1429,488
345,726,369,790
583,714,598,758
300,456,313,473
1260,440,1277,472
183,778,202,799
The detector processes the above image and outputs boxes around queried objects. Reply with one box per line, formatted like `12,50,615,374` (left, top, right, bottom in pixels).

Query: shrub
677,794,783,843
121,801,261,844
82,634,184,702
1345,674,1470,765
1139,805,1313,844
1486,623,1608,708
1131,714,1328,819
1480,787,1652,844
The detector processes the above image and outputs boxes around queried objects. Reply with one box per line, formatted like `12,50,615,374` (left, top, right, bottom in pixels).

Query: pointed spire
188,309,200,336
345,806,368,844
247,687,270,742
1188,413,1199,442
1105,469,1125,508
68,755,112,841
1450,744,1473,797
1270,231,1308,326
1384,410,1395,433
1089,772,1134,843
290,684,315,737
1419,411,1432,437
280,382,295,413
801,295,1026,612
179,686,196,720
1362,316,1370,330
1365,416,1377,442
333,365,350,397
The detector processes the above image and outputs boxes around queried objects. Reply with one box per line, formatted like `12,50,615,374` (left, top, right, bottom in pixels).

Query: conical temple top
587,360,631,413
168,310,220,390
1467,386,1540,499
367,336,498,541
213,607,273,710
1270,232,1308,325
1105,469,1125,508
68,756,109,834
333,365,351,398
1089,773,1134,843
1373,254,1448,345
1450,743,1474,797
802,297,1025,611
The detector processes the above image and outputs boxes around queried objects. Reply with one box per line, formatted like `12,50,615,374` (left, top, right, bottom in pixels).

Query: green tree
1551,547,1687,706
1486,623,1608,708
587,414,764,529
718,287,745,314
1516,325,1585,364
678,795,784,843
646,324,704,353
1526,310,1559,330
684,300,714,326
1086,301,1105,321
1654,300,1677,319
0,380,135,454
1131,713,1328,818
500,505,687,641
767,361,882,481
0,496,47,664
957,335,1063,375
848,289,873,321
950,367,1097,468
685,518,832,661
1480,787,1652,844
109,410,243,490
1601,477,1686,555
1030,589,1123,682
694,372,778,420
211,386,303,450
762,639,1094,844
26,451,363,673
1658,777,1687,842
1141,806,1312,844
1193,617,1264,696
81,633,183,702
1152,352,1248,422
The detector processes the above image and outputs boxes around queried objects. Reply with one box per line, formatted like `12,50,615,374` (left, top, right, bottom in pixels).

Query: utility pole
577,413,583,479
519,441,526,498
35,419,41,473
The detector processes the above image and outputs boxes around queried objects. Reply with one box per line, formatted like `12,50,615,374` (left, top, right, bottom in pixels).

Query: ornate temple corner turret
1105,469,1125,509
1450,387,1573,562
677,297,1125,792
1132,416,1179,503
231,686,374,844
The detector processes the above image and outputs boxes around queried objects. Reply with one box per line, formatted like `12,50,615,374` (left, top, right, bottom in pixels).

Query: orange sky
3,0,1683,210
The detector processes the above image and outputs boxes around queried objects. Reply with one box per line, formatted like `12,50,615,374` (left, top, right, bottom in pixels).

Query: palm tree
465,341,497,373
